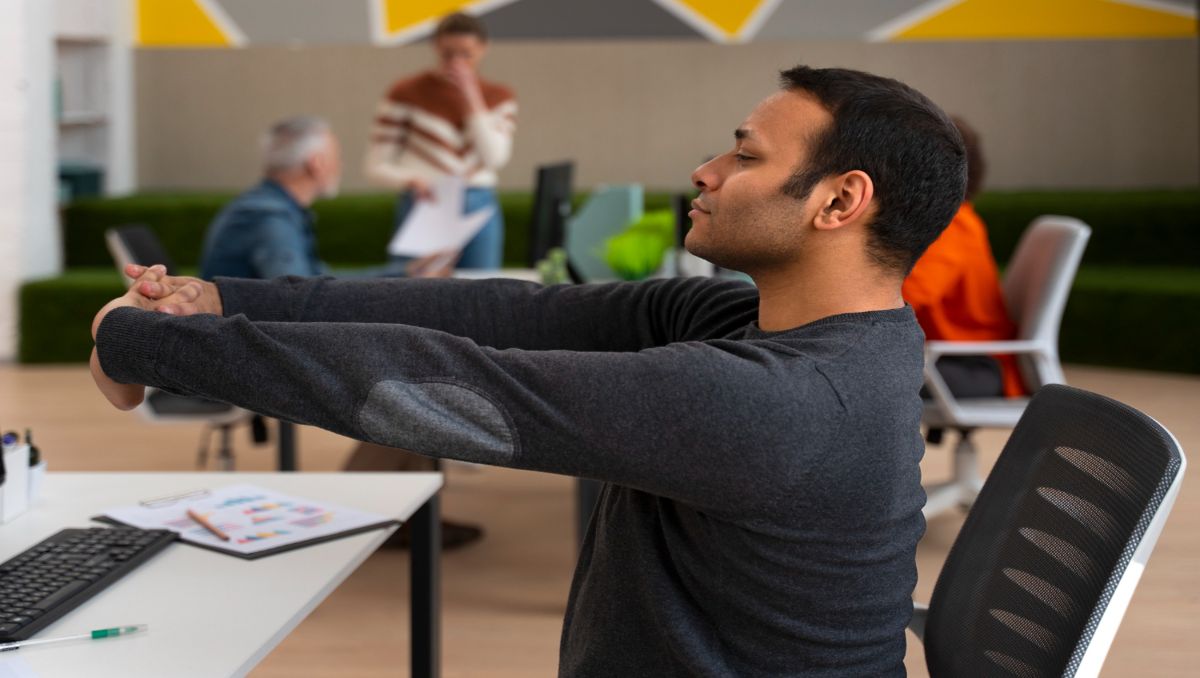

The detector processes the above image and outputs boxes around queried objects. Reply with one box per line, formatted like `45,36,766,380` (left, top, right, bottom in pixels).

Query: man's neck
751,258,904,332
268,175,316,208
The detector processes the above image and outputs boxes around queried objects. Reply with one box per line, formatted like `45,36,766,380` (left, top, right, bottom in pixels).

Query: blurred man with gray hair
199,116,341,280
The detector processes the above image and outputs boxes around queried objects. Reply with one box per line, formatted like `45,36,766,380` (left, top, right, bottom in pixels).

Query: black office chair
105,224,178,280
911,384,1186,677
105,225,256,470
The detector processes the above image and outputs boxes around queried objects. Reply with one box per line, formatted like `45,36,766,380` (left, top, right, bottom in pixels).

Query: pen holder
28,459,47,506
1,444,32,524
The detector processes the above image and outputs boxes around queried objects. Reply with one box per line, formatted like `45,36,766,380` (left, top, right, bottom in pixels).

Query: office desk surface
453,268,541,282
0,472,442,678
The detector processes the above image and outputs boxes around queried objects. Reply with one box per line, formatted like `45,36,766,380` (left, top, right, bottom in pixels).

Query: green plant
602,210,675,281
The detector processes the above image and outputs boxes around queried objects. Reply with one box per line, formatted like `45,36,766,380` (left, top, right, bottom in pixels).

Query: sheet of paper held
387,176,495,257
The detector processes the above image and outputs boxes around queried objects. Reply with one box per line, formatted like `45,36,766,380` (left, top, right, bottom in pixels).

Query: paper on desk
387,176,494,257
100,484,392,557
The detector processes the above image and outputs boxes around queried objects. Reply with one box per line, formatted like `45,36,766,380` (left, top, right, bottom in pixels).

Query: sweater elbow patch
358,380,516,465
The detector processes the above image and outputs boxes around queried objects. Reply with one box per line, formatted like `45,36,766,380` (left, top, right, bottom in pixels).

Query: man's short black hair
952,116,986,201
435,12,488,42
779,66,966,274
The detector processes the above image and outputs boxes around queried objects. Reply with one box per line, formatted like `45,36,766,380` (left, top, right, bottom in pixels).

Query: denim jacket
199,180,323,280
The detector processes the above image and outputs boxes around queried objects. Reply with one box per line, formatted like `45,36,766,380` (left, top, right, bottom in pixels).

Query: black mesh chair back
105,224,178,275
924,384,1185,677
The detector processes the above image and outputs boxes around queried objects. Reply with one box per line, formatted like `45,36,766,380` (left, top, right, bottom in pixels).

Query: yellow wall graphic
651,0,777,42
133,0,1196,47
895,0,1197,40
137,0,238,48
672,0,765,38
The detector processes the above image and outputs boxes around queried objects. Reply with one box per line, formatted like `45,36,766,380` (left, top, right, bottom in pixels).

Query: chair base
922,431,985,520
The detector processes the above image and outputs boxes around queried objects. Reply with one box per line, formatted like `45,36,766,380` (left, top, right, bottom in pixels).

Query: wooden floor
1,363,1196,677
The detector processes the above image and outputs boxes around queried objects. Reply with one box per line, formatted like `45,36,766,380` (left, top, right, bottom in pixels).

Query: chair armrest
925,339,1045,358
924,340,1059,423
909,601,929,642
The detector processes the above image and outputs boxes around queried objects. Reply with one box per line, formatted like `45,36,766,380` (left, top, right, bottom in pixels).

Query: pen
187,508,230,541
0,624,149,652
26,429,40,466
0,428,7,489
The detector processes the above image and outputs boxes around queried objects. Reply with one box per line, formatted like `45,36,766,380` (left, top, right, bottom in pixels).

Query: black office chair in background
911,384,1186,677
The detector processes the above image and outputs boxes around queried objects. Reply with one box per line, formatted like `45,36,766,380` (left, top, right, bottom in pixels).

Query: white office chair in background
911,384,1185,677
922,215,1091,518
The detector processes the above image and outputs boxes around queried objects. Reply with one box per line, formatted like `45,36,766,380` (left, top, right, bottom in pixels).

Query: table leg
277,420,297,471
411,492,440,678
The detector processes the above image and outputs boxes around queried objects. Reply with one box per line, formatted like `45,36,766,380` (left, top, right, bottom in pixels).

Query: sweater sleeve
363,97,435,190
94,304,814,513
215,275,758,352
465,99,516,170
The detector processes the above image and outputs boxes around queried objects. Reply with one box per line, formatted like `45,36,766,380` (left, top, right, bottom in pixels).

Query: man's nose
691,156,722,192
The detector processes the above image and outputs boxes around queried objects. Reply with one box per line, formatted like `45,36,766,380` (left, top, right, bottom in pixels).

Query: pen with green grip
0,624,148,652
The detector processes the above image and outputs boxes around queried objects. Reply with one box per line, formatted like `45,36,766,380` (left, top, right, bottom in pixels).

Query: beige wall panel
137,39,1198,192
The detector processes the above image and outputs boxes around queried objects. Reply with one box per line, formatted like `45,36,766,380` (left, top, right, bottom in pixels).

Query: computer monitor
671,193,693,276
528,161,574,267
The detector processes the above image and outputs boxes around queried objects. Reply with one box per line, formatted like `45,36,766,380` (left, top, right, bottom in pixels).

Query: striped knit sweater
365,71,517,189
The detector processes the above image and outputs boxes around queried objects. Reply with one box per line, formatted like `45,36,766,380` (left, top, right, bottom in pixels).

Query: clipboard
91,484,400,560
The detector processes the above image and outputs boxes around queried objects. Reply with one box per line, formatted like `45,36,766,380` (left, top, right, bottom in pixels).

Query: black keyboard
0,527,176,641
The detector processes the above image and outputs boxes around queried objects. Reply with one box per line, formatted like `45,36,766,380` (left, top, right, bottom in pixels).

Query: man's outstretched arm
93,304,818,516
133,264,758,352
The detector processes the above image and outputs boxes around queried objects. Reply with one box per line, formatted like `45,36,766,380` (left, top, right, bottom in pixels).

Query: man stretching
90,65,965,676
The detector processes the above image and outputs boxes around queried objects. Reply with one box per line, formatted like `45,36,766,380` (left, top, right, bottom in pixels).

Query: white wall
0,0,58,361
55,0,136,194
0,0,135,361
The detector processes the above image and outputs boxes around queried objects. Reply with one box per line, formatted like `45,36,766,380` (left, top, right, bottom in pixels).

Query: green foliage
603,210,675,280
18,269,125,364
974,190,1200,267
536,248,572,285
1061,266,1200,373
30,189,1200,373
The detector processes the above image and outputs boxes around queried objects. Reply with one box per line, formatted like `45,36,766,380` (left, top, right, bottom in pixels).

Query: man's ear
814,170,874,232
305,152,327,181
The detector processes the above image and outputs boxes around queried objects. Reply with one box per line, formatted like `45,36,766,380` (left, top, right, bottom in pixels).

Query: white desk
0,472,442,678
453,267,542,283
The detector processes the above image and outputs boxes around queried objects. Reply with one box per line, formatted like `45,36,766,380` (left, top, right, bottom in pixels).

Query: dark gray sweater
96,276,927,676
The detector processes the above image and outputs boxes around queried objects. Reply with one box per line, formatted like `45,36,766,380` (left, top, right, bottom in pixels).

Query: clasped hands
89,264,222,411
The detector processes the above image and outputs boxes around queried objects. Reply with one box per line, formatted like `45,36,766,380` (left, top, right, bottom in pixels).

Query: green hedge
19,269,125,364
21,264,1200,373
62,191,677,271
62,190,1198,271
26,188,1200,372
974,190,1199,267
1060,266,1200,374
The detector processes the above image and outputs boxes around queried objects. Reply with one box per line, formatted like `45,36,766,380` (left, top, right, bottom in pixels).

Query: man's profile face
434,33,486,73
314,130,342,199
686,90,833,273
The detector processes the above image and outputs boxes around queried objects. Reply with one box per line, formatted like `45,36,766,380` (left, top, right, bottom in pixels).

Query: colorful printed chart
101,484,393,557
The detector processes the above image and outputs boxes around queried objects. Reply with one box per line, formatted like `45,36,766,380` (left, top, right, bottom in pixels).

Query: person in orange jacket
903,117,1024,399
